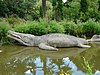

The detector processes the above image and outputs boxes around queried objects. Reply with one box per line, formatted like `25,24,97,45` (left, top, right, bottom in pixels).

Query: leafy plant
82,20,99,37
0,22,10,44
83,57,94,75
48,20,65,33
14,20,65,35
63,21,77,36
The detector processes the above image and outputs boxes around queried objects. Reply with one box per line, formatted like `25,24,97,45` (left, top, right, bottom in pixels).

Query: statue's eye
22,36,30,43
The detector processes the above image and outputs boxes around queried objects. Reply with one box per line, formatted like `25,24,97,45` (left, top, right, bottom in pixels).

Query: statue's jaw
8,31,21,40
8,30,30,46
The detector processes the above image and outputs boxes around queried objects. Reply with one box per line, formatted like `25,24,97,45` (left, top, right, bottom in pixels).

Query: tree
36,0,53,20
87,0,99,20
42,0,46,17
52,0,63,21
62,0,80,21
0,0,37,20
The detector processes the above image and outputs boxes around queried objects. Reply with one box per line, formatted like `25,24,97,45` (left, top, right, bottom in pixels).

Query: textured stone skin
8,30,91,51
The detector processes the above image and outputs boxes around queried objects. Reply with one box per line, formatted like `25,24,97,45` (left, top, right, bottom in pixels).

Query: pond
0,42,100,75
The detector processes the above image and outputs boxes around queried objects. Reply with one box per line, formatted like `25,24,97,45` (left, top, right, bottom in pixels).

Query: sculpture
8,30,91,50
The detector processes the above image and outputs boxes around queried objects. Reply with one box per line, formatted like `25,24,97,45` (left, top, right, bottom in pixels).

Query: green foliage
27,21,48,35
59,70,70,75
14,21,48,35
83,57,94,75
82,20,99,37
63,0,80,21
36,0,53,20
52,0,63,21
0,22,9,39
0,22,10,44
79,0,99,22
87,0,99,19
0,0,37,20
62,21,77,36
48,21,65,33
6,17,26,25
14,23,29,33
59,20,100,37
0,0,100,21
80,0,88,13
96,23,100,34
14,20,65,36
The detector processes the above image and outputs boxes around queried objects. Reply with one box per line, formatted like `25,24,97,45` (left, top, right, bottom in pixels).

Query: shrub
0,22,9,38
62,21,77,36
6,17,26,25
0,22,10,44
14,20,65,36
27,21,48,35
82,20,99,37
48,20,65,33
14,21,48,35
76,22,86,38
60,20,100,37
96,22,100,35
14,23,29,33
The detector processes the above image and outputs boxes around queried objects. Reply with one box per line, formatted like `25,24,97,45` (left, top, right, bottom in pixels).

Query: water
0,42,100,75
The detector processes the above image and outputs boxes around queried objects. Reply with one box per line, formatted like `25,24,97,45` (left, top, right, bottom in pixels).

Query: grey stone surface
8,30,91,50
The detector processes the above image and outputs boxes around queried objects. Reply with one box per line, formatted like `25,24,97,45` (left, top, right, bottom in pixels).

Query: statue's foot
78,44,91,48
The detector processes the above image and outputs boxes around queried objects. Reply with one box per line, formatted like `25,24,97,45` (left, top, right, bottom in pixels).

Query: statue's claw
38,43,58,51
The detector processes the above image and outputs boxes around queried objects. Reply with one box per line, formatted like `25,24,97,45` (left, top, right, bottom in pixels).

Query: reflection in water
61,57,86,75
25,70,33,75
61,57,77,71
72,71,86,75
34,56,43,67
4,56,88,75
94,70,100,75
46,58,60,75
34,57,44,75
0,43,100,75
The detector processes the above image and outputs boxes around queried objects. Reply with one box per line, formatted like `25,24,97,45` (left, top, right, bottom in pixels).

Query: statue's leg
78,44,91,48
38,43,58,51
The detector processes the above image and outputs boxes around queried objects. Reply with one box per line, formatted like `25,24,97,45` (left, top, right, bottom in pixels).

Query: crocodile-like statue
87,35,100,42
8,30,91,50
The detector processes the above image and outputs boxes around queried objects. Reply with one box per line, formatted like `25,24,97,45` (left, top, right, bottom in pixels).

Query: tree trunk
42,0,46,18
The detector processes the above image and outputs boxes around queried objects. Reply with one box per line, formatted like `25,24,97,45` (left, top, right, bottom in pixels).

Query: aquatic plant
83,57,94,75
59,57,100,75
59,70,70,75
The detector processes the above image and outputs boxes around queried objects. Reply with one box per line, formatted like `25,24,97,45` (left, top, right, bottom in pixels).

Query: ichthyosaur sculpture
8,30,91,50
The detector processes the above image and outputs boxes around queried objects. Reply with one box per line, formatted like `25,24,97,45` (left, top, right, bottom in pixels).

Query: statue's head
8,30,35,46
